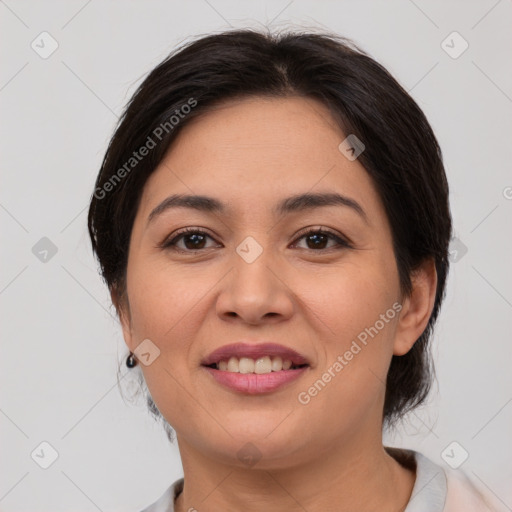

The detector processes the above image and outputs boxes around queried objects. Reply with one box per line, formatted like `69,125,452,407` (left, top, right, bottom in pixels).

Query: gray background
1,0,511,510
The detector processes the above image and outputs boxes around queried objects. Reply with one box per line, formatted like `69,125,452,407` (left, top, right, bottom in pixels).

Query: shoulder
443,465,506,512
388,447,505,512
139,478,184,512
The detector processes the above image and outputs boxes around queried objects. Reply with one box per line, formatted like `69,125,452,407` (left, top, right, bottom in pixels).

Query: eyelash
159,226,352,253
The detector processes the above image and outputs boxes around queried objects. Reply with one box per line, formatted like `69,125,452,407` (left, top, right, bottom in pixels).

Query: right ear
110,287,134,350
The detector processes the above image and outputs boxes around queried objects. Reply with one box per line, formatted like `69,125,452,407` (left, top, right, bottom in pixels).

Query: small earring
126,352,137,368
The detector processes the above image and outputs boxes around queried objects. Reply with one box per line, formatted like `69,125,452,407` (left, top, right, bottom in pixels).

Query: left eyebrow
147,191,368,225
274,192,368,224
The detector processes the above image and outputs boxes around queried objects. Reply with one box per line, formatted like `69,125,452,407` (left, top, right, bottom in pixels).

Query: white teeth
227,356,239,372
254,356,272,374
239,357,255,374
271,356,283,371
214,356,298,373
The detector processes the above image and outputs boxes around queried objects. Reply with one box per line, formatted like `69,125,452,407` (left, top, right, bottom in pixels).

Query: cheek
126,257,207,338
294,259,399,407
298,258,400,343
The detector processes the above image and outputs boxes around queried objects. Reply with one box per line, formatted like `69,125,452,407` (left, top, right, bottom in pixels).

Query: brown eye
179,232,208,250
303,232,330,249
161,227,351,254
293,229,351,251
161,229,219,252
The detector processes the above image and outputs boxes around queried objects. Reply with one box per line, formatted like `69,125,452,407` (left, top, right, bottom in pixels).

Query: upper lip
201,342,310,367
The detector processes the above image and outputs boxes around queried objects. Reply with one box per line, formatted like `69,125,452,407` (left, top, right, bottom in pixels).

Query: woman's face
118,96,423,467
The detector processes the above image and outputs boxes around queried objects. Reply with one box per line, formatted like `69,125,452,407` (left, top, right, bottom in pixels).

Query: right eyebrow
148,194,225,225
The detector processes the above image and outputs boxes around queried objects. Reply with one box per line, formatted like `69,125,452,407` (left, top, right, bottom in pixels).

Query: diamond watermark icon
441,441,469,469
339,134,365,161
31,441,59,469
236,236,263,264
31,32,59,59
237,442,262,467
133,338,161,366
441,31,469,59
448,237,468,263
32,237,58,263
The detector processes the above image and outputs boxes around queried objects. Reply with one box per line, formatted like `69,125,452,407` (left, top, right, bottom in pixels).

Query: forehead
137,96,381,221
169,95,344,165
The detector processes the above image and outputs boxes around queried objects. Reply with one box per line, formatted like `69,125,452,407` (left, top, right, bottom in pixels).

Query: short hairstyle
88,29,452,430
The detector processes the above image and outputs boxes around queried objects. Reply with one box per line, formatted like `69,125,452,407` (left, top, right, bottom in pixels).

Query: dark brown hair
88,28,452,429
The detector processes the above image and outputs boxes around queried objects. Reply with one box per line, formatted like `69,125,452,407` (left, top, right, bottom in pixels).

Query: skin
115,96,437,512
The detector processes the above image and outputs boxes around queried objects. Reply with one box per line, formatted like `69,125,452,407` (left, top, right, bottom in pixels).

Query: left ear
393,258,438,356
110,287,135,352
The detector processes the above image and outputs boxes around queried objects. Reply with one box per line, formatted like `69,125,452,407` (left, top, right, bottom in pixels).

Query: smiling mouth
204,356,309,374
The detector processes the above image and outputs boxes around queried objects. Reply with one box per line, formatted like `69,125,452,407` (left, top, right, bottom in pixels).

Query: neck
173,431,416,512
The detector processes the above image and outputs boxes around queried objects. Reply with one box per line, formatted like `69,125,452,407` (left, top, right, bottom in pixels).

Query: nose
216,248,295,326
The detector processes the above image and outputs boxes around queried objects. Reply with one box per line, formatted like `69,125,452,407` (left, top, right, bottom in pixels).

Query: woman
88,29,500,511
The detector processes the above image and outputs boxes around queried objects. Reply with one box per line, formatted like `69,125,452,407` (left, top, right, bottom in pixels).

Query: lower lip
202,366,309,394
